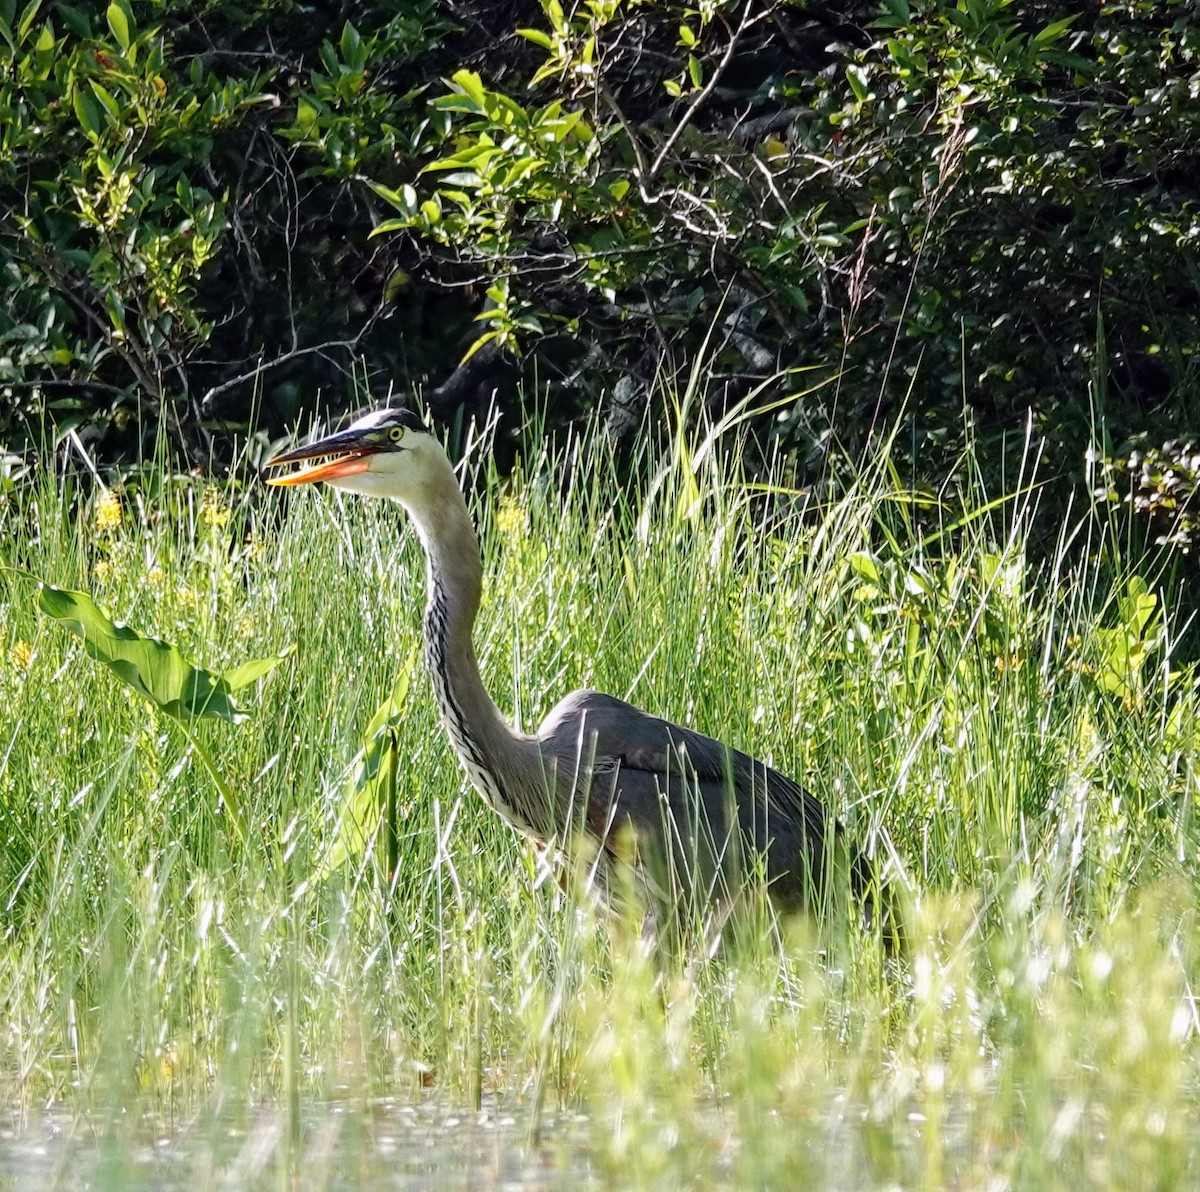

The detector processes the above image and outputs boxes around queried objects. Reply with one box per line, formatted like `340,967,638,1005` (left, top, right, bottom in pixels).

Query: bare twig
198,323,378,413
598,81,652,180
647,1,755,184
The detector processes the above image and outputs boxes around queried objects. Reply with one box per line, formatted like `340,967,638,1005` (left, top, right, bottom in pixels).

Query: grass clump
0,410,1197,1189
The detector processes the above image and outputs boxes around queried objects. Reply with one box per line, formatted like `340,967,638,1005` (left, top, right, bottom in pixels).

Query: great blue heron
265,407,875,922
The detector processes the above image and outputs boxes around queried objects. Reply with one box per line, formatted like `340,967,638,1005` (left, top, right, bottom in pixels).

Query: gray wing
536,689,837,908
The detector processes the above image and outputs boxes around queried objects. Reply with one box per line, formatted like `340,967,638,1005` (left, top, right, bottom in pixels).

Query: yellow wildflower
94,489,122,533
9,640,32,670
495,497,527,539
199,488,231,531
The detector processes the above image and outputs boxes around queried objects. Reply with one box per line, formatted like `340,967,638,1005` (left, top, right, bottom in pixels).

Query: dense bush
0,0,463,463
1,0,1197,523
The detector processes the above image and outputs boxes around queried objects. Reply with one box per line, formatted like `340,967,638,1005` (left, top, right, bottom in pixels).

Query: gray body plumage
528,688,836,908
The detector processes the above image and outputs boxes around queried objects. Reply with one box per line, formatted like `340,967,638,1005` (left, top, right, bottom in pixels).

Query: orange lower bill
264,452,373,486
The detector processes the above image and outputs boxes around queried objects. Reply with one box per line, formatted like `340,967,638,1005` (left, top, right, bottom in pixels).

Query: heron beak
262,430,379,487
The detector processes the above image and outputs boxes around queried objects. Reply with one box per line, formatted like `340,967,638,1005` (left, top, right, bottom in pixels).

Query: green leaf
450,69,486,110
850,552,880,585
1034,14,1075,47
89,80,119,123
368,180,418,213
104,288,126,335
340,19,362,64
220,651,295,692
460,328,501,363
321,644,420,877
293,95,319,135
678,23,695,47
847,64,870,103
105,0,128,48
72,86,102,136
16,0,41,41
687,53,703,90
1118,576,1156,638
38,583,290,724
369,217,413,238
517,27,553,49
871,0,910,26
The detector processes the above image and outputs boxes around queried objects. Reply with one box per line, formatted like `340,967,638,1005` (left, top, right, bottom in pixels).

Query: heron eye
389,427,405,444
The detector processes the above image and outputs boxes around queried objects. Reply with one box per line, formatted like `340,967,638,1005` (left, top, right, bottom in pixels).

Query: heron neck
402,473,548,838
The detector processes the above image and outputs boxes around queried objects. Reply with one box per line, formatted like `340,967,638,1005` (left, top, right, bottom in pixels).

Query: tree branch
198,323,378,413
647,2,755,184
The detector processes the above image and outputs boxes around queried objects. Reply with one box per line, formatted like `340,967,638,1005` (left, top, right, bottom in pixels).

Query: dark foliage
1,0,1197,546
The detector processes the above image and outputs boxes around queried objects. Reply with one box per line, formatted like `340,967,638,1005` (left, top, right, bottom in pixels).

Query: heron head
263,406,446,502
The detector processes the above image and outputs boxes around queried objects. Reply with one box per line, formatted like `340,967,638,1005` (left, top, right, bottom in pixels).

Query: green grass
1,411,1198,1189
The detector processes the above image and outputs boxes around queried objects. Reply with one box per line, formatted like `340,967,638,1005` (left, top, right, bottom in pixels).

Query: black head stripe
349,405,426,435
382,407,425,433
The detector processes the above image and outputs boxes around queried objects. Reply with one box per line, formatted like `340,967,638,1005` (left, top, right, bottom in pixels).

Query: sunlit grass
0,412,1198,1188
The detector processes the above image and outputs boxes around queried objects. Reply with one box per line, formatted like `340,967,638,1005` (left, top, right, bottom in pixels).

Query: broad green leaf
421,144,502,172
221,651,295,692
850,552,880,585
339,19,363,66
370,217,413,238
871,0,910,26
1034,14,1075,47
847,64,869,103
104,288,127,335
105,0,128,48
16,0,41,41
90,80,119,122
38,583,290,724
368,180,418,213
1118,575,1156,638
433,170,482,188
517,27,553,49
1094,626,1133,699
72,86,102,136
293,95,319,135
450,69,486,110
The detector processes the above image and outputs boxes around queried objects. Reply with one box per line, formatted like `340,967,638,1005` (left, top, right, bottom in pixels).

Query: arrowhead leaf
38,583,289,723
221,647,296,693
